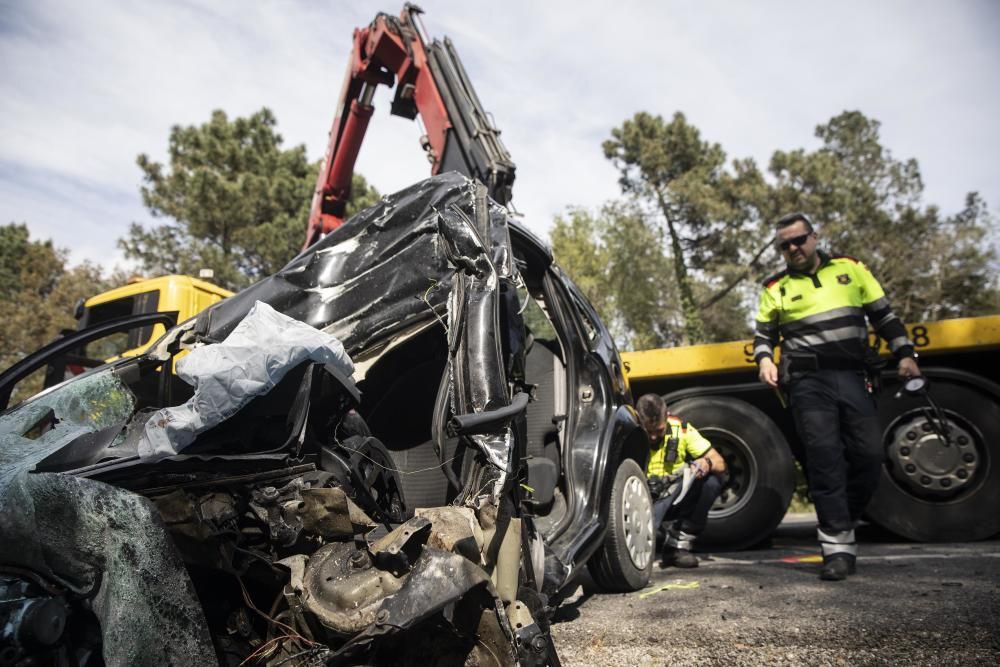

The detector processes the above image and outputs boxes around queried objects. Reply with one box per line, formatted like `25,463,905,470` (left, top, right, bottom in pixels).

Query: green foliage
550,204,666,349
0,223,109,402
0,224,34,300
550,207,612,319
518,288,558,343
770,111,999,323
603,112,711,343
599,202,680,350
558,110,998,351
602,112,773,345
551,203,753,350
121,108,380,290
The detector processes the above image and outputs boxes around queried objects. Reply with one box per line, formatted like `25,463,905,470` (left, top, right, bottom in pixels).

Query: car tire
867,377,1000,542
669,396,796,550
588,458,653,592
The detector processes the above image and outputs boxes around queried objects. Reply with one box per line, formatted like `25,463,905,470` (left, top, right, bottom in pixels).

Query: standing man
637,393,727,568
754,212,920,581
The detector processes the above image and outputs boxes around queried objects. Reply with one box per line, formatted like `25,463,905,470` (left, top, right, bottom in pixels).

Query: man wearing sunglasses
753,212,920,581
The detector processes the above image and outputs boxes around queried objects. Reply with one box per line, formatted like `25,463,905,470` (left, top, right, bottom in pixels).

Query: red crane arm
304,7,450,249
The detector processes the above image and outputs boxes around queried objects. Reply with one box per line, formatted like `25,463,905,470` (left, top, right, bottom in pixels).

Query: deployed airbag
138,301,353,459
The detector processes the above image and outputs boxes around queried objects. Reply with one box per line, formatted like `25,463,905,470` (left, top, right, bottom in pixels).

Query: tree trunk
658,192,704,345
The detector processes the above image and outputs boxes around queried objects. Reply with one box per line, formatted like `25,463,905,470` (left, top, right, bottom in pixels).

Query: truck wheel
587,458,653,592
867,378,1000,541
670,396,795,550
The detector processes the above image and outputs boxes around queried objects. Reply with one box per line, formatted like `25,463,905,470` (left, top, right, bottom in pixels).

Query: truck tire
588,458,653,592
669,396,796,550
866,378,1000,541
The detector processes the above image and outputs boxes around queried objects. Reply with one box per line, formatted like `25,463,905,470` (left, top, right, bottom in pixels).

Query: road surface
550,514,1000,666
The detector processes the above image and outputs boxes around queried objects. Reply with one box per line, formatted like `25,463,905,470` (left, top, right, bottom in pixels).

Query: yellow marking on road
639,580,700,599
780,554,823,564
701,551,1000,567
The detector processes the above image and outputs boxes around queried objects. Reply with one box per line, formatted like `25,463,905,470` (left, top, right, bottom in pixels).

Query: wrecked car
0,173,654,665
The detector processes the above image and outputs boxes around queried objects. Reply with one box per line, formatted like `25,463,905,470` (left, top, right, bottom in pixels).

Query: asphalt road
550,514,1000,666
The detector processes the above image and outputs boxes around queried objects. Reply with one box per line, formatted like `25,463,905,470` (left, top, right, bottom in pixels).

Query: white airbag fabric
138,301,353,459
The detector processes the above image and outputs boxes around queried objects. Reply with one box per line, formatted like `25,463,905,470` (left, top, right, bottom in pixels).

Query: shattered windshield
0,370,135,483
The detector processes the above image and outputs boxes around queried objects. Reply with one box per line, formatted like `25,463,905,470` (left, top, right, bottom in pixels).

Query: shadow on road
551,569,601,624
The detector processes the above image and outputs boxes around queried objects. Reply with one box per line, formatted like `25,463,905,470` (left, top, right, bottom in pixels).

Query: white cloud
1,0,998,267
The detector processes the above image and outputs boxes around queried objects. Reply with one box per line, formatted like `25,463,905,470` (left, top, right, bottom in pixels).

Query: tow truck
623,314,1000,547
74,274,233,359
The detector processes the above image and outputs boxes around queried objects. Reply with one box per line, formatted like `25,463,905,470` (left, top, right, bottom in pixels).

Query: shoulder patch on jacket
762,270,787,287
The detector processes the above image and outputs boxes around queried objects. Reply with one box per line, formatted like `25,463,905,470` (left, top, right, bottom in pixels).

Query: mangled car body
0,173,653,665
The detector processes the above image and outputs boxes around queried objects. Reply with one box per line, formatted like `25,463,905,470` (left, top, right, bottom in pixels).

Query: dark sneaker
660,547,698,569
819,554,856,581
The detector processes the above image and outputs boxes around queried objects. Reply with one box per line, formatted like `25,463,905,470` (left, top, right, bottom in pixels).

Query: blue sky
2,0,998,268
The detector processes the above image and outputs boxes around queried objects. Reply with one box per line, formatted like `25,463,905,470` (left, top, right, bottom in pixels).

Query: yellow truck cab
0,275,234,408
77,275,233,360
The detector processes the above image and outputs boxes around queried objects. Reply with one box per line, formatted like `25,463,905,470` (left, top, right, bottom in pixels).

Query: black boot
660,546,698,568
819,553,856,581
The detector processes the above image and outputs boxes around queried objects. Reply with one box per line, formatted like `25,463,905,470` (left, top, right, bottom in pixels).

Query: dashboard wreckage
0,174,654,666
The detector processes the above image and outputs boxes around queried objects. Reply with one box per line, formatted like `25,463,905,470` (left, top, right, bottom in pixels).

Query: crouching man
637,394,727,568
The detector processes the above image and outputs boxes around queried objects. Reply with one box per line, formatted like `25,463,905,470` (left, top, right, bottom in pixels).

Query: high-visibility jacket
647,417,712,477
753,251,914,366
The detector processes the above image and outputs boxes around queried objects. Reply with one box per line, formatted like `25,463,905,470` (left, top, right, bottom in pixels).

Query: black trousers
652,474,723,536
788,369,883,533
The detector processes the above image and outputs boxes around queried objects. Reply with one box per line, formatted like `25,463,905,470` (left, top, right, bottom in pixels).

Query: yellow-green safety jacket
647,416,713,478
754,251,915,367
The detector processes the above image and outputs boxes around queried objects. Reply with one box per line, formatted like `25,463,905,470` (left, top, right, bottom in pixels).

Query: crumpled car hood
199,171,520,499
202,172,514,357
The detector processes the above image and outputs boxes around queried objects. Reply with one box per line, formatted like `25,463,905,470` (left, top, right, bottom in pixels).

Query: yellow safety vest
753,251,913,365
647,417,712,477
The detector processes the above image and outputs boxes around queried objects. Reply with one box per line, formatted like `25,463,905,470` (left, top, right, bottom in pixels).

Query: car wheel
670,396,796,550
588,458,653,592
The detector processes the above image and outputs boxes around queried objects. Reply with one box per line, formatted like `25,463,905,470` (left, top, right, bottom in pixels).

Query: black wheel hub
703,428,758,519
886,412,980,498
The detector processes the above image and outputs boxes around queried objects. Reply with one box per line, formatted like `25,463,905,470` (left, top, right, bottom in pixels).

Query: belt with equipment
783,353,866,372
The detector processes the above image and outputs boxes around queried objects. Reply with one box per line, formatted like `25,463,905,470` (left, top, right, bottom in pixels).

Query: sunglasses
777,233,812,251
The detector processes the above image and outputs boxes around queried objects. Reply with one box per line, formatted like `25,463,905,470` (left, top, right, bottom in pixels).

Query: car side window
519,285,558,342
560,277,602,350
